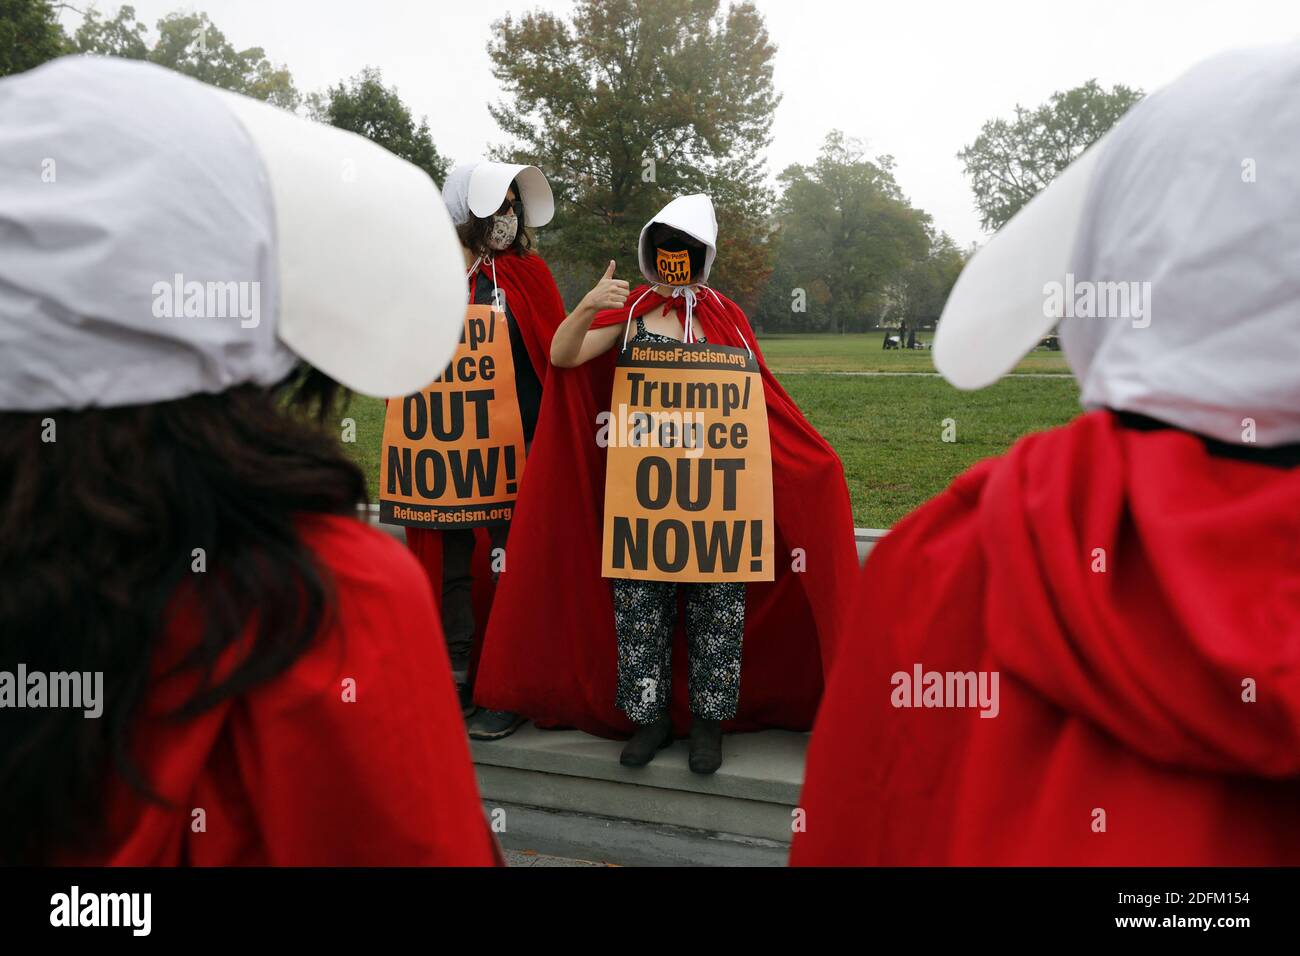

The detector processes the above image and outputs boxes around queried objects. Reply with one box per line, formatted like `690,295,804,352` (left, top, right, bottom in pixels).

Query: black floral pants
612,579,746,724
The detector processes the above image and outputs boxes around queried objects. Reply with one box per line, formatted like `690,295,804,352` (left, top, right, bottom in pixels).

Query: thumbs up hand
582,260,630,312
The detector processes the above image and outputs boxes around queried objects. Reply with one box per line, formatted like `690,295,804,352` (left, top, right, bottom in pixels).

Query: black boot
467,709,526,741
688,717,723,774
620,712,674,767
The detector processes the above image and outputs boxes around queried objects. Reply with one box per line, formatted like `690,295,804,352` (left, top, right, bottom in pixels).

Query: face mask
488,212,518,251
655,247,693,285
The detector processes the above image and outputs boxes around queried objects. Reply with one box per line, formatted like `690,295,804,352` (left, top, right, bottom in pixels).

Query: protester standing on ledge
402,161,629,742
474,194,858,775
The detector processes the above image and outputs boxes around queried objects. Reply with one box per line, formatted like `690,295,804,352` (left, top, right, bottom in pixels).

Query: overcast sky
57,0,1300,246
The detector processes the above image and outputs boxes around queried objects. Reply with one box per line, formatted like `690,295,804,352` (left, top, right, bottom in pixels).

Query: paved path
505,849,610,867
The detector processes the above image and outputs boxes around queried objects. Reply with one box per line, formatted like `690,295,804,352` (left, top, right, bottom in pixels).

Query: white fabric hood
638,194,718,287
934,42,1300,447
442,161,555,227
0,55,466,408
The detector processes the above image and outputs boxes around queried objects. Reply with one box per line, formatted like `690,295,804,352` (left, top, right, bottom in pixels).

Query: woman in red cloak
405,161,628,740
791,44,1300,866
474,195,858,772
0,57,499,865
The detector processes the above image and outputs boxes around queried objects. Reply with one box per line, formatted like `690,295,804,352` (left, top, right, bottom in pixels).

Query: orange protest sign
655,247,692,286
601,341,774,583
380,303,525,529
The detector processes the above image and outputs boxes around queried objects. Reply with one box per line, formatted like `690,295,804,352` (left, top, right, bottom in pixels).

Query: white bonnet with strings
625,195,753,355
0,55,467,408
441,161,555,227
637,194,718,287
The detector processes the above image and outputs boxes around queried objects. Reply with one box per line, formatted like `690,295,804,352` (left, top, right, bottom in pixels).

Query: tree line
3,0,1142,333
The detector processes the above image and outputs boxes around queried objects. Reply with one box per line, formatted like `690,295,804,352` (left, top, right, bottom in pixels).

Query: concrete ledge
478,766,797,845
470,725,805,805
471,726,808,845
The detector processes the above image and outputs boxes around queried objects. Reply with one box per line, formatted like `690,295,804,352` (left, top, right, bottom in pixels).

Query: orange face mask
655,247,692,286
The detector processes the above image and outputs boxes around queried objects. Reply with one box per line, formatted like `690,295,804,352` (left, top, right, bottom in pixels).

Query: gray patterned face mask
487,212,518,251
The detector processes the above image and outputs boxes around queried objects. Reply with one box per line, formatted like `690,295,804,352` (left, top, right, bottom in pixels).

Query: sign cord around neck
466,255,503,312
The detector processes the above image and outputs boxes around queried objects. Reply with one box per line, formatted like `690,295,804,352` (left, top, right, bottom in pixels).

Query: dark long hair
0,367,366,864
456,178,533,258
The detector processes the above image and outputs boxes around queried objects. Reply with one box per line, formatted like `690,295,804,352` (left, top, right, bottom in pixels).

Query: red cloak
790,410,1300,866
83,515,501,865
402,250,568,668
473,286,859,737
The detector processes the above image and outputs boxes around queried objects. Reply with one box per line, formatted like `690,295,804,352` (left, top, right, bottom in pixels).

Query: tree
959,79,1143,231
309,66,449,184
764,132,932,333
68,3,146,59
487,0,779,308
47,7,447,182
148,11,298,109
885,230,966,330
0,0,66,77
63,6,300,109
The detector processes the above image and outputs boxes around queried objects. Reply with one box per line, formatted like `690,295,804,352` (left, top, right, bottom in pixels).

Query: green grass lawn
341,334,1081,528
778,374,1078,527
